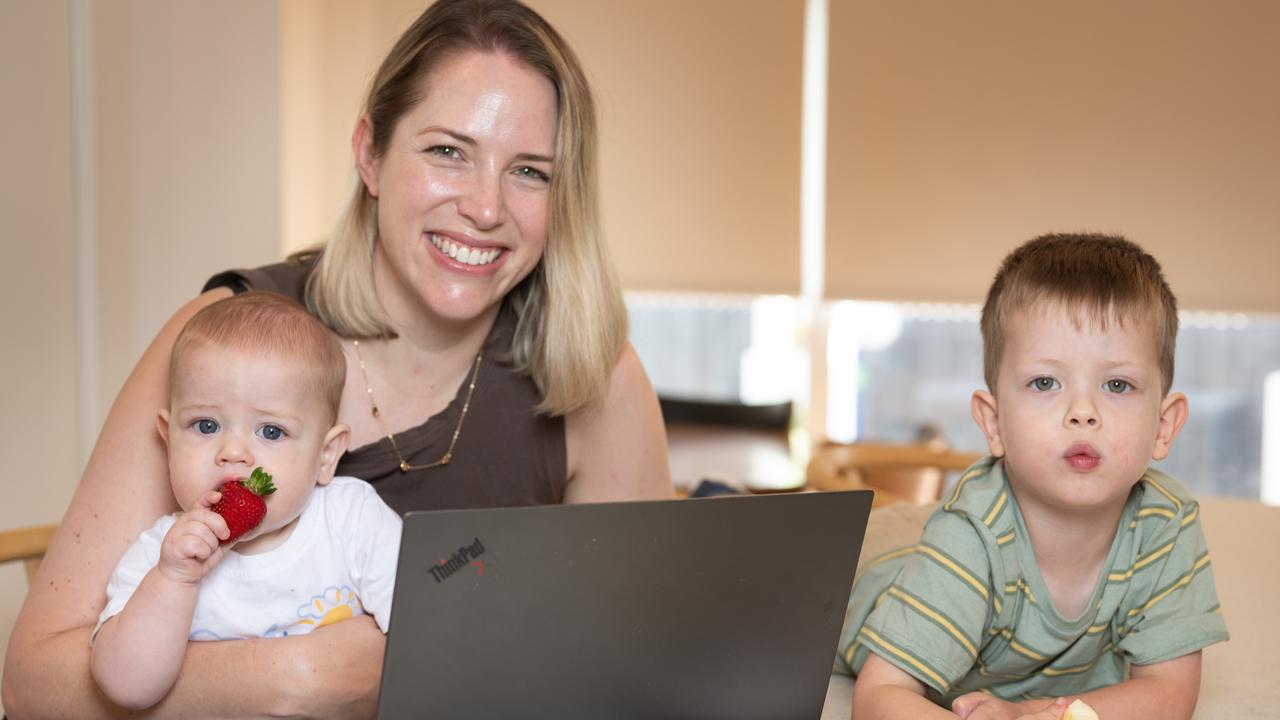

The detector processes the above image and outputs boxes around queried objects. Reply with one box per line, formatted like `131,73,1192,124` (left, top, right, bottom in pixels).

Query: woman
2,1,671,716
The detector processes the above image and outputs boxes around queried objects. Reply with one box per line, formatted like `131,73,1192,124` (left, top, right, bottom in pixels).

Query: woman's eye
259,425,286,441
426,145,462,160
1030,377,1059,392
1105,379,1132,393
195,419,219,434
515,166,550,183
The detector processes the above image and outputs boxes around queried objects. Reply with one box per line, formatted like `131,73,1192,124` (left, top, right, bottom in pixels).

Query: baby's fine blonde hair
171,291,346,423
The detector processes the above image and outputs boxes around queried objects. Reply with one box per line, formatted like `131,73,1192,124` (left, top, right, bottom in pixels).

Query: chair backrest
0,523,58,585
807,441,983,505
660,396,800,493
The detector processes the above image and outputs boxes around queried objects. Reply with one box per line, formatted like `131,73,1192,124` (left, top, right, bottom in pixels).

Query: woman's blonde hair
302,0,625,417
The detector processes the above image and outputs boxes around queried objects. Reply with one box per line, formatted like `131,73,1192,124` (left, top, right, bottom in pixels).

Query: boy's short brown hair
980,233,1179,395
171,291,346,423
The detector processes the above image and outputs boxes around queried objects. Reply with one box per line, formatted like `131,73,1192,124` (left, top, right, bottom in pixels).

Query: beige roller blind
531,0,804,294
282,1,804,295
825,1,1280,312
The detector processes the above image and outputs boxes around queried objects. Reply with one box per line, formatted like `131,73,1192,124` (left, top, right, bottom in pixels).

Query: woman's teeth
430,234,501,266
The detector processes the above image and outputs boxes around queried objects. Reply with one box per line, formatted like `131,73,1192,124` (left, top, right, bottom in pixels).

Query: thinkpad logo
429,537,488,583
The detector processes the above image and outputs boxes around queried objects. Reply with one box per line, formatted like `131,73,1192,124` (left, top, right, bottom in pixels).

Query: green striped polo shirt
835,457,1229,706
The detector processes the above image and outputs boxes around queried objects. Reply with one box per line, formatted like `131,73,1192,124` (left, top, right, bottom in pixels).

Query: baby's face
976,301,1182,514
160,343,342,554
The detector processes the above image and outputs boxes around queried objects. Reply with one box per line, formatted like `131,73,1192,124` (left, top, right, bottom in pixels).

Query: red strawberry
211,466,277,543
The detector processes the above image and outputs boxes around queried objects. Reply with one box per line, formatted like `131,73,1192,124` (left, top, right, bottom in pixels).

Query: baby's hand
953,693,1068,720
157,490,232,585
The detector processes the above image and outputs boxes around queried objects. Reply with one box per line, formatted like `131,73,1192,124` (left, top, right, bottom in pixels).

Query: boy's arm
91,566,201,708
1072,651,1201,720
852,654,963,719
954,653,1200,720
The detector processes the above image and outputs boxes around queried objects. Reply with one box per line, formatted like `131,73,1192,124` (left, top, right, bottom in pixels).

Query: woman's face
359,50,558,329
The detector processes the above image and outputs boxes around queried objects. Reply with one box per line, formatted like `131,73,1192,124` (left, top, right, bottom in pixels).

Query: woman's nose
456,168,505,230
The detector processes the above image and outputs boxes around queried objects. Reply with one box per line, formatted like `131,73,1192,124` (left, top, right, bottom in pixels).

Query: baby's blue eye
1105,379,1132,393
1030,377,1059,392
196,419,219,434
259,425,285,441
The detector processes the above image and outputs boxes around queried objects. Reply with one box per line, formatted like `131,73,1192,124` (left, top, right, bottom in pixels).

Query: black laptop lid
377,490,872,720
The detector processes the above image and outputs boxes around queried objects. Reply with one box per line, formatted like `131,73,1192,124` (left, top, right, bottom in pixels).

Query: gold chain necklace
351,339,482,473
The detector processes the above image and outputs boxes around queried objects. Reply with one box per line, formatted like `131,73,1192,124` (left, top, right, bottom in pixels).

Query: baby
838,234,1228,719
91,291,401,710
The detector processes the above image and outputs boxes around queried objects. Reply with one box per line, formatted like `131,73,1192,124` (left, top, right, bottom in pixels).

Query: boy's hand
157,490,232,584
953,693,1068,720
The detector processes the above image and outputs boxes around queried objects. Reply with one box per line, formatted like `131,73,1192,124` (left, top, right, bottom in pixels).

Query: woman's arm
3,288,385,719
564,343,673,503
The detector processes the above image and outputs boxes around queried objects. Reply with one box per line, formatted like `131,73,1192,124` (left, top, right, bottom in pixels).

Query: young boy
836,234,1228,720
91,291,402,710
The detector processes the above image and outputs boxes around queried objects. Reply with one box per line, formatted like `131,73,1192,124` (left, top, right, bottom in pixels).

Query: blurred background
3,0,1280,679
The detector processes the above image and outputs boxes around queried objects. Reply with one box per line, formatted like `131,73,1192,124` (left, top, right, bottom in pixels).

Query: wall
0,0,280,699
826,1,1280,312
0,1,80,699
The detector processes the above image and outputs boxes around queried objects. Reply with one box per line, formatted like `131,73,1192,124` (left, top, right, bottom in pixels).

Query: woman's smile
427,232,507,271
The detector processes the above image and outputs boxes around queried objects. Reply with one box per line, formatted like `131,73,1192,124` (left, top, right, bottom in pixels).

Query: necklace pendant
399,460,410,473
441,453,452,465
371,405,380,418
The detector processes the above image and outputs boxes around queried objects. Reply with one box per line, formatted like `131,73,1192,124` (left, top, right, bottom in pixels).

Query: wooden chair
0,523,58,585
807,441,983,506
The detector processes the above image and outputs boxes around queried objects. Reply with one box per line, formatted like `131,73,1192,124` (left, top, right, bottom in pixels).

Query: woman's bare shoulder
563,343,672,503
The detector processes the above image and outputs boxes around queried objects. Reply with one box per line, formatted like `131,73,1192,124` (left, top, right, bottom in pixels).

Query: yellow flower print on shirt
297,585,365,629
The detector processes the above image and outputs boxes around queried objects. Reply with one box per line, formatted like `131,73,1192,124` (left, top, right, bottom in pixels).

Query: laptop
377,490,872,719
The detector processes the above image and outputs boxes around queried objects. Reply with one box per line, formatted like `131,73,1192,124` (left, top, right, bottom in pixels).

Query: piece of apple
1062,698,1099,720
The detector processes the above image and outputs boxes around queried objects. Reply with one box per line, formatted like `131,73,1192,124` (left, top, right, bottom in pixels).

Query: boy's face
159,343,349,554
972,301,1187,514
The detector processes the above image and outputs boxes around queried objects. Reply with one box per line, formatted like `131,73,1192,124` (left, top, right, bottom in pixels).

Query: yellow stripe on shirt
1141,474,1183,511
858,627,950,691
887,586,978,659
1127,553,1212,620
983,490,1008,527
916,544,990,601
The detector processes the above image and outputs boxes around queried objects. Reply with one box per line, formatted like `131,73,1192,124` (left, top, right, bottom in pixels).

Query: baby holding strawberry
91,291,402,710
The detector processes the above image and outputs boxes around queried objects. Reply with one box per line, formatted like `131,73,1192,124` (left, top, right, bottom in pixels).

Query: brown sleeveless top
204,259,568,515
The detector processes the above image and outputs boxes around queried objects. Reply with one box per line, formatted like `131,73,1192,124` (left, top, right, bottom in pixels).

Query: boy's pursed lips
1063,443,1101,471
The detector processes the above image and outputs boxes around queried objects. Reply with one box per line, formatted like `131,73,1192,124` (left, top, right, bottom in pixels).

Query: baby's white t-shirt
95,476,401,641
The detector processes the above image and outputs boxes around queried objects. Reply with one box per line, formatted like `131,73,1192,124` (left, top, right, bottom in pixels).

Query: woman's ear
970,390,1005,457
1151,392,1189,461
352,114,380,198
315,423,352,486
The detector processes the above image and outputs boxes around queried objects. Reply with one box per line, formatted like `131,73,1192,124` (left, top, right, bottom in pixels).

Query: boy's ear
970,390,1005,457
352,114,380,198
315,423,351,486
1151,392,1189,461
157,409,171,447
